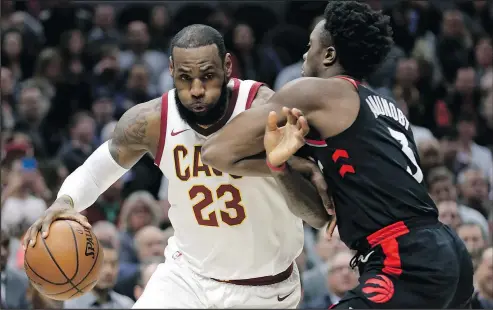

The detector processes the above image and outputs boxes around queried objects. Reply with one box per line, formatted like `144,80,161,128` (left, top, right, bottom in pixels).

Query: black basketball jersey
305,76,438,250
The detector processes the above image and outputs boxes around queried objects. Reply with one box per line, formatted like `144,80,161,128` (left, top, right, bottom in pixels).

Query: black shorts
331,220,474,309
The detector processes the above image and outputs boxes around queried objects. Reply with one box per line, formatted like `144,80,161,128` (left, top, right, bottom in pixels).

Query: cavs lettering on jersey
306,77,437,250
154,78,304,280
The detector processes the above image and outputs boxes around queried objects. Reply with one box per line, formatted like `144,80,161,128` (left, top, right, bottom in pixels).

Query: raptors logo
362,274,395,303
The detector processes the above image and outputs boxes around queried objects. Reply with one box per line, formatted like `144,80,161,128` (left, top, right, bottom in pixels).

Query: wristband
266,159,287,172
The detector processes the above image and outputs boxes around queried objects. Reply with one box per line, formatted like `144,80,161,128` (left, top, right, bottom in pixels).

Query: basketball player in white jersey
23,25,331,309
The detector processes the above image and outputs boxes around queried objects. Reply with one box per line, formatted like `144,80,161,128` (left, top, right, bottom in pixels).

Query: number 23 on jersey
189,184,246,227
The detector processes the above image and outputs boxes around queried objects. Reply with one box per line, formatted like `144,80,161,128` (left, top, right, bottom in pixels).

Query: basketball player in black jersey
201,1,474,308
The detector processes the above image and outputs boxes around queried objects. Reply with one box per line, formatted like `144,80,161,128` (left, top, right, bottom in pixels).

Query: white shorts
133,250,301,309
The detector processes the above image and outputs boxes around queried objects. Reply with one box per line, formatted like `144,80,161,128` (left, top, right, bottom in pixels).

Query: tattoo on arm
109,100,161,166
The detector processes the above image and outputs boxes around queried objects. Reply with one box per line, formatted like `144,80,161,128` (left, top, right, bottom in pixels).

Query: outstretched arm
23,99,162,247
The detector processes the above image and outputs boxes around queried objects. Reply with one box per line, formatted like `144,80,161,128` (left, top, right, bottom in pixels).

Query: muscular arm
56,98,161,211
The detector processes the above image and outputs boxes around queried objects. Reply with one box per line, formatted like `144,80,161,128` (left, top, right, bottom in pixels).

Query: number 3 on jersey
189,185,246,227
388,127,423,183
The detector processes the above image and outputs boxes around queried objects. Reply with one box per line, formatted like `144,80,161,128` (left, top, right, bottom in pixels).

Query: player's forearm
272,165,330,228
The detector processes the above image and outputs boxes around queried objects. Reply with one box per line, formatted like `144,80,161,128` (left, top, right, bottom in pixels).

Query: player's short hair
322,1,393,80
170,24,226,62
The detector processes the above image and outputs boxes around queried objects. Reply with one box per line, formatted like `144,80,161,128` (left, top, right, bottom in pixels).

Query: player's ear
323,46,337,67
169,56,174,76
134,285,143,300
224,53,232,79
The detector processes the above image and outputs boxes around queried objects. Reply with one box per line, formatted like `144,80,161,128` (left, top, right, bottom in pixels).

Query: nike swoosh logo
171,129,190,136
277,290,294,302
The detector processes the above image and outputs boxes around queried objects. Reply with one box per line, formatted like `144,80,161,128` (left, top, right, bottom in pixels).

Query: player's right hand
22,196,91,250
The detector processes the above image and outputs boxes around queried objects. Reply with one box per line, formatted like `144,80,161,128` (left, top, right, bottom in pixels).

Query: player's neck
196,89,232,129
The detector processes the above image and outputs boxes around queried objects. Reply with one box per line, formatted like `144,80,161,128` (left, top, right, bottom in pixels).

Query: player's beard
175,79,230,126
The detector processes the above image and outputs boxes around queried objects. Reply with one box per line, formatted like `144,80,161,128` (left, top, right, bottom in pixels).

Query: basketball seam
66,220,80,281
41,229,84,294
25,253,69,285
43,223,102,297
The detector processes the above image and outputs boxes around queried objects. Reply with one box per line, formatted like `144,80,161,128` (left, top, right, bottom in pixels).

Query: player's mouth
191,103,207,112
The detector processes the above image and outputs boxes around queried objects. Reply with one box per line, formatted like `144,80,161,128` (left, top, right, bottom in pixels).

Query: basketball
24,220,104,301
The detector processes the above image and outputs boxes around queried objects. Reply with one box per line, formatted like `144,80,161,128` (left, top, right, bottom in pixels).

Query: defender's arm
202,78,328,175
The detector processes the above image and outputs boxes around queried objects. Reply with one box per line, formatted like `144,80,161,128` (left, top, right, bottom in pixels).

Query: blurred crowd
0,0,492,309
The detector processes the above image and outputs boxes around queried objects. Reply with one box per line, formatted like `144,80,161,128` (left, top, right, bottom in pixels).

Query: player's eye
180,75,191,81
204,74,214,80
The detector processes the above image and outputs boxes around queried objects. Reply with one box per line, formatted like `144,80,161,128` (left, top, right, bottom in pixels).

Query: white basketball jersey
154,78,304,280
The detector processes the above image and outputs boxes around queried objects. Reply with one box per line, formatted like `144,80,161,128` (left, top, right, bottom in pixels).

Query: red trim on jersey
245,82,264,110
154,93,169,166
305,138,327,147
366,221,410,277
335,76,359,89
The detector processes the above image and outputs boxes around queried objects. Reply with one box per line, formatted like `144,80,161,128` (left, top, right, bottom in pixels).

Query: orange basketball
24,220,104,301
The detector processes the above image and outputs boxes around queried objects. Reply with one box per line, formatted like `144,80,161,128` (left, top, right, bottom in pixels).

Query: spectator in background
478,90,493,147
457,222,487,267
133,256,166,301
305,251,358,309
1,159,48,231
399,99,435,146
92,221,120,250
28,47,63,101
116,226,171,300
474,37,493,94
458,167,492,218
120,63,156,117
148,5,173,53
417,138,443,178
58,111,97,173
426,166,489,235
0,226,29,309
92,44,126,96
87,5,122,53
472,247,493,309
91,89,116,139
1,28,34,82
118,191,162,268
456,113,493,184
1,67,16,131
439,128,461,175
83,177,124,225
64,240,134,309
119,21,167,90
437,200,462,230
447,67,482,120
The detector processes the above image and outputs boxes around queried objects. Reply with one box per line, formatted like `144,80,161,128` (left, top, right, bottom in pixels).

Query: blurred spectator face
441,10,465,38
0,227,10,272
395,58,419,87
457,224,486,256
418,139,443,172
18,87,44,122
92,97,114,125
101,177,123,202
128,200,153,232
233,24,255,52
135,226,167,261
482,92,493,122
92,221,120,250
429,176,457,202
460,169,489,203
457,119,476,142
327,251,358,298
316,227,348,262
476,39,493,68
96,245,119,290
127,64,150,91
70,115,96,145
454,67,476,94
94,5,115,30
440,136,459,162
68,30,85,56
151,6,170,30
3,31,22,59
437,201,461,230
171,42,232,125
476,247,493,298
127,21,150,52
1,67,14,96
134,263,159,300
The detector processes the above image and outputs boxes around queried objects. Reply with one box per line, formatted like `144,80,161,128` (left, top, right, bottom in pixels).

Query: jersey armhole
245,82,264,110
335,76,360,89
154,93,169,166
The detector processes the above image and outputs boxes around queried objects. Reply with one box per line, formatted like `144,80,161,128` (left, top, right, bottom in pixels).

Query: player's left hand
264,107,309,167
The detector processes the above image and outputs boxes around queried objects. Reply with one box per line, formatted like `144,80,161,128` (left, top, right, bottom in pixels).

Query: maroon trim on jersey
189,78,240,137
154,93,169,166
335,76,360,89
212,263,294,286
245,82,264,110
366,221,410,277
306,138,327,147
